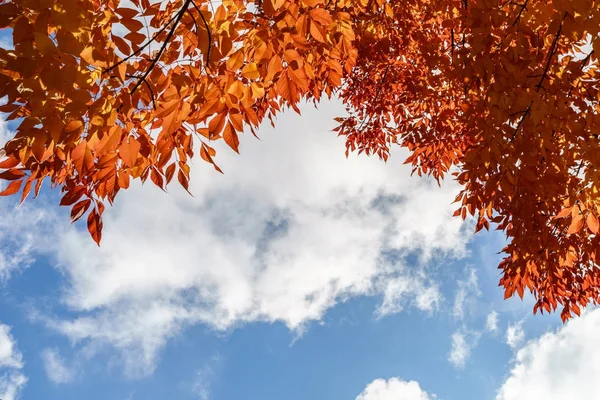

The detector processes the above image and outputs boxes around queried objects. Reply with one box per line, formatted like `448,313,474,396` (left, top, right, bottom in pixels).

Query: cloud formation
497,309,600,399
452,268,480,320
505,321,525,350
486,311,499,332
14,101,470,376
0,324,27,400
41,348,76,384
356,377,435,400
448,330,472,369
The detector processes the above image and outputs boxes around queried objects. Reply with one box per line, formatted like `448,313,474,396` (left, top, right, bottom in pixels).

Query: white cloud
448,330,471,369
497,308,600,399
376,275,442,317
23,100,470,376
0,324,27,400
452,268,480,320
448,328,482,369
486,311,499,332
191,363,215,400
356,377,435,400
41,348,76,384
0,325,22,369
505,321,525,350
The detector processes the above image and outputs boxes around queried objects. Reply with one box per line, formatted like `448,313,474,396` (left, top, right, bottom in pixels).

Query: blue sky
1,22,599,397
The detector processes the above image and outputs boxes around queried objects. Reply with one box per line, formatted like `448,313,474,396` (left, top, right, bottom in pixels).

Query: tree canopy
1,0,600,321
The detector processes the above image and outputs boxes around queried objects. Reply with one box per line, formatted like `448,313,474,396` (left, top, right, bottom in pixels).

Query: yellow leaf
241,62,260,80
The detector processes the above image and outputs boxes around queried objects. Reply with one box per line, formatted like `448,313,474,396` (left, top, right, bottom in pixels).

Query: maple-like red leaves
2,0,600,321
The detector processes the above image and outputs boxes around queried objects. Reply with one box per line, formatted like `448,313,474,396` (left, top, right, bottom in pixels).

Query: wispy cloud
41,348,76,384
0,323,27,400
452,268,481,320
448,328,481,369
505,321,525,350
448,331,470,369
191,363,216,400
486,311,499,332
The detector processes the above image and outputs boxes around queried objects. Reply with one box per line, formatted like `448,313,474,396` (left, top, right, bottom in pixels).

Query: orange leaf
587,212,599,234
223,122,240,153
64,120,83,134
71,141,94,175
117,171,130,189
165,163,176,184
0,180,22,196
555,207,572,219
309,8,332,26
20,178,32,204
0,156,19,169
119,139,141,168
567,214,585,235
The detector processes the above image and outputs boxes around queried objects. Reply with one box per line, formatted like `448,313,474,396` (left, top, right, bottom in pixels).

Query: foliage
1,0,600,321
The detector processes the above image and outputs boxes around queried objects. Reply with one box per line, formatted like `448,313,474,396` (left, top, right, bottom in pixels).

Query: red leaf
71,199,92,223
150,168,165,191
60,187,86,206
0,156,19,169
0,169,25,180
20,178,32,204
587,212,599,234
87,209,103,246
113,34,131,55
0,180,22,196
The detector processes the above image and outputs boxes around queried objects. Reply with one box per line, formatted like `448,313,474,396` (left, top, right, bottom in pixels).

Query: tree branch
511,101,532,141
190,0,212,67
512,0,529,26
131,0,194,94
358,65,391,132
536,13,567,91
104,9,183,74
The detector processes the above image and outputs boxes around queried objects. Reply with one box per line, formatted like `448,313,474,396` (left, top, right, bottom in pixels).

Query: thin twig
511,101,532,140
190,0,212,66
451,28,455,61
104,10,183,74
579,50,594,70
512,0,529,26
358,65,391,131
536,13,567,91
131,0,194,94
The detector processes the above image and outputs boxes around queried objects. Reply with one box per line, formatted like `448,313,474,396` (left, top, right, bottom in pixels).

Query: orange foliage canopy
1,0,600,321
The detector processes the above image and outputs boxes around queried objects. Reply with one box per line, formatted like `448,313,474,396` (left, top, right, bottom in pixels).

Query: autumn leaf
87,208,102,246
71,199,92,223
118,139,141,168
1,0,600,323
567,214,585,235
223,122,240,153
0,180,22,196
587,213,599,234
